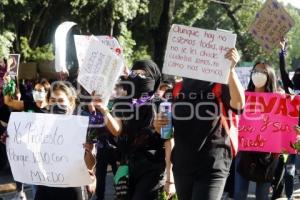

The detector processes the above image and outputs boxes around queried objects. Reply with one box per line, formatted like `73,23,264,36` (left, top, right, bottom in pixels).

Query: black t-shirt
172,84,241,174
23,101,47,113
113,97,166,163
34,186,82,200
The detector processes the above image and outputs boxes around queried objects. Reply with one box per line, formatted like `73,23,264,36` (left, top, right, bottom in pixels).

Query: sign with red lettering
249,0,295,52
162,24,237,84
74,35,123,70
238,92,298,154
77,36,124,106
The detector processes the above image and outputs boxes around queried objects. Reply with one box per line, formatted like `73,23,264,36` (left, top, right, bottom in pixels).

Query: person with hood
93,60,175,200
154,48,245,200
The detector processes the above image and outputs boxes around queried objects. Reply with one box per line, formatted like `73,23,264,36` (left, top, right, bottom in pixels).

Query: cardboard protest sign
18,63,38,80
74,35,123,70
55,21,77,73
6,112,92,187
77,36,124,105
7,54,20,77
249,0,295,52
238,92,298,154
235,66,252,89
162,24,237,84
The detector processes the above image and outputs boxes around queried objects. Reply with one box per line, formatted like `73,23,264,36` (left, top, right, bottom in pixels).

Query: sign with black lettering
6,112,92,187
76,36,124,106
162,24,237,84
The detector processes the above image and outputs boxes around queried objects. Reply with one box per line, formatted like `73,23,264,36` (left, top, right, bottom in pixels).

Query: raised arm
279,39,293,94
90,95,123,136
3,76,24,111
101,108,123,136
225,48,245,110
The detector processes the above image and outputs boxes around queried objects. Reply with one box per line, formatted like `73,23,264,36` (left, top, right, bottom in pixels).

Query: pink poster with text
238,92,299,154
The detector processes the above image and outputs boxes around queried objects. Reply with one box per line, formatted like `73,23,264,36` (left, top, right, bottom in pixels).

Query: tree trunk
151,0,176,72
98,2,115,36
31,1,54,48
28,6,47,46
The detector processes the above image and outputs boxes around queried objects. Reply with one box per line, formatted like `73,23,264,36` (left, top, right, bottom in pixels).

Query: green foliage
131,45,151,65
20,36,54,62
148,0,164,28
112,0,148,21
285,6,300,69
174,0,208,26
0,31,15,59
2,0,300,72
117,23,136,67
159,191,178,200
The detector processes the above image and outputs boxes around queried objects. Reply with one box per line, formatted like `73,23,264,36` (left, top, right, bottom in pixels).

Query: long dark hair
292,68,300,90
247,61,277,93
35,78,50,92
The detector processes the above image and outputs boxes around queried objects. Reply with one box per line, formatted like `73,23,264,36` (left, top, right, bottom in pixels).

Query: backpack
237,151,278,182
173,82,239,156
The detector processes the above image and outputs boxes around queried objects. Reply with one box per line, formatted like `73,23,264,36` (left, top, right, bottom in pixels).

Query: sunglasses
129,70,150,79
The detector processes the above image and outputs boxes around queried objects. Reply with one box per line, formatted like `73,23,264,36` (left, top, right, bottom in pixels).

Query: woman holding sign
235,61,278,200
3,77,50,200
154,48,245,200
33,82,96,200
94,60,175,200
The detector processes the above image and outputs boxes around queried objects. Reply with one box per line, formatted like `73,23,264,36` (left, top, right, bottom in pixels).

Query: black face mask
49,104,68,114
292,74,300,90
127,76,155,98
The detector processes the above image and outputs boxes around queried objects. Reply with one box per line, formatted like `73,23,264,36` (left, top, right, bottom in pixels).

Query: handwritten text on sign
74,35,123,70
249,0,295,52
77,36,124,105
238,92,298,154
6,112,92,187
162,24,236,84
235,67,252,89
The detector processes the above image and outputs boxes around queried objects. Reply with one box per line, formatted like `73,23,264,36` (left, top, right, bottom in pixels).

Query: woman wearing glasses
234,61,278,200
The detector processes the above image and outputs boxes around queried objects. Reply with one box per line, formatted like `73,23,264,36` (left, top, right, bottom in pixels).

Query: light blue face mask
32,91,46,102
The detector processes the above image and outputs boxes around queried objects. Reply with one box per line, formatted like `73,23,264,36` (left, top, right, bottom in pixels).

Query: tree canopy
1,0,300,70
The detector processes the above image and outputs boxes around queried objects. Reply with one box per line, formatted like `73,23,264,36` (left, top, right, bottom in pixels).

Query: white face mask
33,91,46,102
251,72,267,88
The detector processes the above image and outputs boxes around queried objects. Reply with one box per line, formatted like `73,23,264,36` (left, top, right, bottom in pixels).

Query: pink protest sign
238,92,299,154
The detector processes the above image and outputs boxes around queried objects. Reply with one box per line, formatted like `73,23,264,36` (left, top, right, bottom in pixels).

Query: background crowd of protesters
0,39,300,200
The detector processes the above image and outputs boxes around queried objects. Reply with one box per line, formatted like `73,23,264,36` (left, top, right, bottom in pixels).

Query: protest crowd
1,1,300,200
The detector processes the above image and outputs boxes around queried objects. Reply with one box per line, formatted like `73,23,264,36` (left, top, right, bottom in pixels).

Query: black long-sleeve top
279,50,294,94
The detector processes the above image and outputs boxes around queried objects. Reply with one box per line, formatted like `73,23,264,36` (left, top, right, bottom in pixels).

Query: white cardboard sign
6,112,92,187
163,24,237,84
77,36,124,105
74,35,123,70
